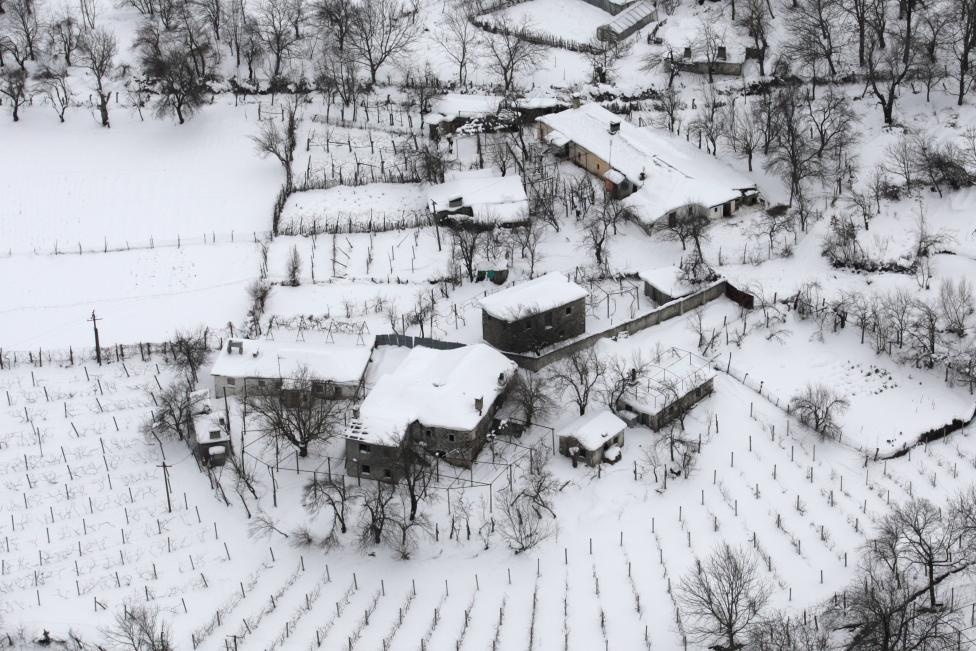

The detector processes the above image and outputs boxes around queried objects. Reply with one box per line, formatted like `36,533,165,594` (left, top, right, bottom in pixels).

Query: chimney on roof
609,121,620,135
497,372,506,387
571,93,581,109
448,195,464,209
228,340,243,355
474,397,484,415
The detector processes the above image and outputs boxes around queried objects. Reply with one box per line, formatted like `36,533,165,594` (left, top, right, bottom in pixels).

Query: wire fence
2,230,273,259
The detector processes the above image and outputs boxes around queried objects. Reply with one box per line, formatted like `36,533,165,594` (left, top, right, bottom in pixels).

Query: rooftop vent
475,396,484,415
609,121,620,135
227,340,244,355
448,195,464,209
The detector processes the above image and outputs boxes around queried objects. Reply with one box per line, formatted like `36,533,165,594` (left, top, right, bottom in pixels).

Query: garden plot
484,0,614,43
266,230,451,285
278,183,429,234
725,316,975,454
0,242,259,350
0,97,281,254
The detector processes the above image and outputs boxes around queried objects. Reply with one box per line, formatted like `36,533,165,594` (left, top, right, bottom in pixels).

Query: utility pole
157,460,172,513
89,311,102,366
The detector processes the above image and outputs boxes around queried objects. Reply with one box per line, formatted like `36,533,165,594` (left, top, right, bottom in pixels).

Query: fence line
2,230,273,259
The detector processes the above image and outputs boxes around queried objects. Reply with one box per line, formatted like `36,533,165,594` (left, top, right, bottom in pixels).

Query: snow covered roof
193,411,229,445
479,272,588,322
428,169,529,224
560,410,627,451
537,103,758,223
431,94,564,121
638,266,698,300
601,0,656,36
346,344,517,445
618,348,715,414
210,338,371,386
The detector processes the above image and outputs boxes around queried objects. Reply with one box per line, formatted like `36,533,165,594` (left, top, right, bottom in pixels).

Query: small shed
428,169,529,228
192,403,231,467
558,410,627,467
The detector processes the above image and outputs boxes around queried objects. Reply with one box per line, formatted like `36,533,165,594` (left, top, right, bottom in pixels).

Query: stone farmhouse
210,338,371,401
480,272,588,354
344,344,517,479
537,103,763,232
558,410,628,467
616,348,715,430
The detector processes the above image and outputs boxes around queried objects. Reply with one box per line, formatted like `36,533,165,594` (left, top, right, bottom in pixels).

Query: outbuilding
558,410,627,467
480,272,588,353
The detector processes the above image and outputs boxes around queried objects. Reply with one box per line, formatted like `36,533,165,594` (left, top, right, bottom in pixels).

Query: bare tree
687,18,725,84
508,218,545,278
584,36,631,85
346,0,418,83
946,0,976,105
677,543,771,650
939,277,974,337
601,351,652,410
245,366,347,457
147,377,206,441
548,348,606,416
449,226,484,282
357,479,397,548
313,0,355,53
286,244,302,285
46,6,80,65
168,327,210,383
765,87,820,205
496,485,555,554
788,383,848,439
664,202,712,254
724,97,763,171
865,20,915,125
750,609,830,650
737,0,770,74
0,67,27,121
100,604,173,650
33,62,71,122
5,0,42,64
781,0,844,79
384,489,433,559
509,370,556,426
483,16,544,91
750,207,795,255
248,512,291,538
878,497,960,609
653,84,686,133
78,26,117,128
437,6,478,85
251,96,299,193
254,0,303,78
303,473,354,538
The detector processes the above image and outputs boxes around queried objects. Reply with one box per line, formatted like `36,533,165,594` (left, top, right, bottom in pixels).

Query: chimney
571,92,581,108
609,121,620,135
497,372,506,387
448,195,464,209
474,397,484,415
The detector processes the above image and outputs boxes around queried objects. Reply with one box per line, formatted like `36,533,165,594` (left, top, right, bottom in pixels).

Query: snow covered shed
596,0,657,42
616,348,715,430
191,399,231,467
480,272,588,353
344,344,517,478
558,410,627,467
428,169,529,227
210,338,371,400
537,103,762,229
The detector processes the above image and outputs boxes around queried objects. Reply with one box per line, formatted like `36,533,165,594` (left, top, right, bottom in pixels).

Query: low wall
373,334,466,350
503,280,753,372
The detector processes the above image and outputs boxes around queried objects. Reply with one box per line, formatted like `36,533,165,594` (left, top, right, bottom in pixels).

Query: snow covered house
210,338,371,401
480,272,588,353
191,399,231,467
558,410,627,467
428,169,529,228
537,103,762,230
616,348,715,430
344,344,517,478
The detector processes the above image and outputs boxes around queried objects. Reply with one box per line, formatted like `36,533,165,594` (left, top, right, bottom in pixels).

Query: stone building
616,348,715,430
480,272,588,354
344,344,517,479
210,338,371,401
558,410,627,467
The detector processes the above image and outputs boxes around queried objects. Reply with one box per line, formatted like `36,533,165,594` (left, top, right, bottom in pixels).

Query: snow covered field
486,0,615,43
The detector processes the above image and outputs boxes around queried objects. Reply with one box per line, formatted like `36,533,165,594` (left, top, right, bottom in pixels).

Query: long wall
503,280,754,372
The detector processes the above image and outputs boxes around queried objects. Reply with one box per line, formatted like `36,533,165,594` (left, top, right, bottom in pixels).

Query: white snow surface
559,409,627,451
349,344,516,445
479,272,588,321
280,183,429,231
538,103,759,222
210,337,372,385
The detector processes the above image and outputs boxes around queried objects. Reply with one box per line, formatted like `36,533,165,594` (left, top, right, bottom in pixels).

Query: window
383,469,392,479
565,306,572,315
209,431,221,440
544,312,553,327
227,377,236,386
524,321,532,331
360,464,371,475
313,383,324,394
425,429,432,438
448,434,456,442
359,443,371,454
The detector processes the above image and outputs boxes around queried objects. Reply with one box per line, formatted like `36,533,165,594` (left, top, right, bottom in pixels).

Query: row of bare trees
680,487,976,650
